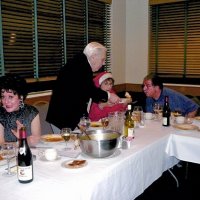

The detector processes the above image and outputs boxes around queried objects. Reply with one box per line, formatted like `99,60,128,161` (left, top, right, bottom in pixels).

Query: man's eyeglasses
142,84,154,89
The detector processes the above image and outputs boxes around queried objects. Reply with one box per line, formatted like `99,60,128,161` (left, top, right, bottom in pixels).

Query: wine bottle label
163,117,168,126
18,166,33,181
19,147,26,155
128,128,134,137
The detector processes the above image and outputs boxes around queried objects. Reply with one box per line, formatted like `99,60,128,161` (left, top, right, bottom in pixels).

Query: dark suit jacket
46,53,108,130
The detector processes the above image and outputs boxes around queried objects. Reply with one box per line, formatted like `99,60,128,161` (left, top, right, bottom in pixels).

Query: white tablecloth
0,120,181,200
166,120,200,164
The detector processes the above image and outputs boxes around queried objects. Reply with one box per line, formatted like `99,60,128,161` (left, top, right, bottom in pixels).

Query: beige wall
111,0,149,85
111,0,126,84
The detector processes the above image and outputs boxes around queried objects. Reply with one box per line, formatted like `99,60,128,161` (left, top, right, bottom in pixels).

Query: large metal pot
78,129,120,158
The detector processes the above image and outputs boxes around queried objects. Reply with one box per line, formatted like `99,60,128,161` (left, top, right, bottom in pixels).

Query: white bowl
176,116,185,124
145,112,153,120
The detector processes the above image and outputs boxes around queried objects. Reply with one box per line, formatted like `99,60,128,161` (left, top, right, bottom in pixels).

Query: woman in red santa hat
89,71,132,121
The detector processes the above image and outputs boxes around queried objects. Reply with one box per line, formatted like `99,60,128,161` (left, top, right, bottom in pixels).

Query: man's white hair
83,42,107,57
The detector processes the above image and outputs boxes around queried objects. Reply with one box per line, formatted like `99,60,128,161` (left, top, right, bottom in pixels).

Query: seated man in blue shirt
142,73,199,118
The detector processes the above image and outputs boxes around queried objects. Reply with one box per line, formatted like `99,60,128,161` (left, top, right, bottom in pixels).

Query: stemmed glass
60,128,72,150
1,143,16,177
153,103,163,120
79,116,91,131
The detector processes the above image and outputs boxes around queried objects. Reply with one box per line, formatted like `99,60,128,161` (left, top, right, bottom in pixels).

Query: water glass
79,116,91,131
153,103,163,120
108,111,125,133
132,106,143,127
1,143,16,177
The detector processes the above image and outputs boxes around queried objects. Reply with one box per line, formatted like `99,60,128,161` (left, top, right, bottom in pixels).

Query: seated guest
0,74,41,145
142,73,199,117
89,72,132,121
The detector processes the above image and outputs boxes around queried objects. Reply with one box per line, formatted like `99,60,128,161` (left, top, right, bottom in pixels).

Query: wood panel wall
25,83,200,105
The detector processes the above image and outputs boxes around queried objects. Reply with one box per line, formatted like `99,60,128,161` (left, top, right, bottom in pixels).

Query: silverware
77,125,91,140
31,146,50,149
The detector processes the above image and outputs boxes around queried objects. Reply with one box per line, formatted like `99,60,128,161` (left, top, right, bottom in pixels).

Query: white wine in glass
60,128,71,150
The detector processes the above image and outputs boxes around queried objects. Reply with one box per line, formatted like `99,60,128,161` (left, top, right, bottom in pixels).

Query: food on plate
125,92,131,98
0,154,4,160
65,160,87,169
41,134,64,142
90,121,102,127
173,124,198,130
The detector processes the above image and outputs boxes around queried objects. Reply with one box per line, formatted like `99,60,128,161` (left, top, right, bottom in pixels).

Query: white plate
0,159,7,166
119,98,128,104
195,116,200,120
61,159,87,169
39,155,61,162
0,156,16,166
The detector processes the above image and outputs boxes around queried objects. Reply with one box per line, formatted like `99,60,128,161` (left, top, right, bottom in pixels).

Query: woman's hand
11,120,24,139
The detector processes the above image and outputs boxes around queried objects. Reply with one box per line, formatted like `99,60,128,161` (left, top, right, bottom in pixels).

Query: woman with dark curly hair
0,74,41,145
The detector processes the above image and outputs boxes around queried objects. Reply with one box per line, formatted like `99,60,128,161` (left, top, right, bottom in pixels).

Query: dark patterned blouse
0,104,39,142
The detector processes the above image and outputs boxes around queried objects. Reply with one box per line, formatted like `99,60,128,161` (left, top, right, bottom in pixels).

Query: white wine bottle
162,96,171,126
17,127,33,183
124,104,134,137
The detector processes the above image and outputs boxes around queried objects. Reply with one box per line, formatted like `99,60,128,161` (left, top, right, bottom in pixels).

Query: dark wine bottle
17,127,33,183
162,96,171,126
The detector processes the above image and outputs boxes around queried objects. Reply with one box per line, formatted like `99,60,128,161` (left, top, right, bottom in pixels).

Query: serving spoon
77,125,91,140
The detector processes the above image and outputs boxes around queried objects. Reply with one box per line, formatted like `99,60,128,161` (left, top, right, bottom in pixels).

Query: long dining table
1,118,200,200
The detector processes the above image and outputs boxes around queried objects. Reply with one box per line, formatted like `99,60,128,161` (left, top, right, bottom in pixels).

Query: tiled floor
135,162,200,200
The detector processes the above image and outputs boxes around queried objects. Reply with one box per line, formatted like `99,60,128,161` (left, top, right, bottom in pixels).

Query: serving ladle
77,125,91,140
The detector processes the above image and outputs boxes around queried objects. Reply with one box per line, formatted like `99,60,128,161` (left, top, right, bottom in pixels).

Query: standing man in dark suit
46,42,120,131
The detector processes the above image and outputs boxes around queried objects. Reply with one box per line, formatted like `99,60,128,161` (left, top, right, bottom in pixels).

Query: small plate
195,116,200,120
61,159,87,169
39,156,61,162
119,98,128,104
173,124,199,130
0,156,16,166
0,158,7,166
41,134,64,143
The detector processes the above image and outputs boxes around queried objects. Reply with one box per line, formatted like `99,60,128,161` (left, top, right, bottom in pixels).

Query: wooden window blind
150,0,200,84
0,0,111,84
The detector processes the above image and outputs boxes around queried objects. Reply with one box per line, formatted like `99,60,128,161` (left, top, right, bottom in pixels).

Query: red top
89,89,127,121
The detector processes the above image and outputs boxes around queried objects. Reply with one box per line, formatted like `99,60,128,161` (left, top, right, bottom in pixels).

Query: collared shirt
146,87,199,116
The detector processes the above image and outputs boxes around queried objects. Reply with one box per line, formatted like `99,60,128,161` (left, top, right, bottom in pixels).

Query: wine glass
60,128,72,150
1,143,16,177
153,103,163,120
79,116,91,131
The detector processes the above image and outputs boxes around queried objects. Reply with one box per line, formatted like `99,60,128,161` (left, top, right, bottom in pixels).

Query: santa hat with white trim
93,71,114,88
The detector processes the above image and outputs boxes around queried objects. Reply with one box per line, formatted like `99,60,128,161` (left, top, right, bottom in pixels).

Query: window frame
0,0,111,92
149,0,200,85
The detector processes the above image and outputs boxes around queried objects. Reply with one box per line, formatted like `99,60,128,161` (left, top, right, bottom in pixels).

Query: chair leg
185,162,189,180
168,169,179,188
